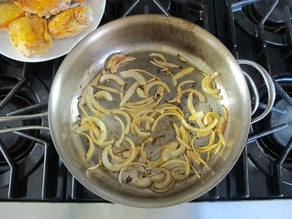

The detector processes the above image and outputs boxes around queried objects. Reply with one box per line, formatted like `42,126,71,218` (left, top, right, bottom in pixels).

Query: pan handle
237,60,276,124
0,112,49,134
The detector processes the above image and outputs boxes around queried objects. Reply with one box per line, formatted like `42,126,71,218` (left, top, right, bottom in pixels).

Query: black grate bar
153,0,170,15
278,137,292,166
255,23,272,73
122,0,170,17
284,5,292,51
7,102,48,116
271,137,292,196
122,0,139,17
240,147,250,197
227,6,239,57
274,80,292,106
230,0,260,12
0,64,28,111
259,0,279,25
12,131,49,199
0,139,19,199
258,103,287,114
247,123,288,143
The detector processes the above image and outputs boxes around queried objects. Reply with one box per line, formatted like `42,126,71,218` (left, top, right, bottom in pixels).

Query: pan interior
49,14,250,207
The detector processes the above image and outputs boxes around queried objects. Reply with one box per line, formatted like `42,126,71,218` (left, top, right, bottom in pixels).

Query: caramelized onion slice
144,80,170,97
182,118,218,136
101,137,137,172
169,88,206,103
100,74,125,88
119,82,139,106
120,70,147,85
105,53,136,74
172,67,195,86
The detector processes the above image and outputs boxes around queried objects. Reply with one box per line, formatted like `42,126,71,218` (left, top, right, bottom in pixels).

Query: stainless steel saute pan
0,14,275,207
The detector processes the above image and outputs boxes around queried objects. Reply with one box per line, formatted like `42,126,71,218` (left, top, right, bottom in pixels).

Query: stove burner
257,75,292,161
248,74,292,185
0,92,37,167
228,0,292,46
0,64,49,188
248,0,291,33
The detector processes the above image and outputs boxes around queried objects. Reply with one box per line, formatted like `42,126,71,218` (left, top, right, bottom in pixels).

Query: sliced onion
101,137,136,172
169,88,206,103
105,53,136,74
193,131,216,153
82,117,108,144
111,110,131,134
203,112,220,126
151,180,175,193
151,168,173,190
144,80,170,97
151,142,178,161
81,133,95,160
172,67,195,86
177,53,187,62
134,177,152,188
126,68,161,81
171,166,189,180
161,159,186,168
100,74,125,88
140,137,154,163
126,97,154,107
136,87,147,98
150,59,180,69
94,85,120,94
187,150,208,167
119,82,139,106
151,110,183,132
77,51,230,193
114,115,126,147
133,125,151,137
120,70,147,85
149,52,167,62
182,118,218,136
94,90,113,101
177,80,196,93
201,72,223,99
187,93,204,128
171,155,190,180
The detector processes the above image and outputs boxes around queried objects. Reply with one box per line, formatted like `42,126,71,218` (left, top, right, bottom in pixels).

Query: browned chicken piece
48,5,93,39
0,2,24,29
13,0,72,18
8,14,53,57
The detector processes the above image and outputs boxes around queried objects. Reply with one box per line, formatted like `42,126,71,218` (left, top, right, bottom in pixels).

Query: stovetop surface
0,0,291,202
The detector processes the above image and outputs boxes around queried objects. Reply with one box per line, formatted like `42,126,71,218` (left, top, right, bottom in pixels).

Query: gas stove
0,0,291,202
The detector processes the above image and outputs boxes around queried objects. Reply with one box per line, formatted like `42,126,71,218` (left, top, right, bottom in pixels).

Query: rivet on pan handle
238,60,276,124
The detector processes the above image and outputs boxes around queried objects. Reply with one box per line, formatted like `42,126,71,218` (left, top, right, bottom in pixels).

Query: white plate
0,0,106,62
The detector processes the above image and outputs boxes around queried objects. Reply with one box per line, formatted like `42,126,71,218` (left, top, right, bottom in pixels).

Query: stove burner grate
228,0,292,47
248,74,292,195
0,64,49,190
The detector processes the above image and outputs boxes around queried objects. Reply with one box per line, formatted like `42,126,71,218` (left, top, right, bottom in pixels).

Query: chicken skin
8,14,52,57
0,2,24,29
48,5,93,39
13,0,72,18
